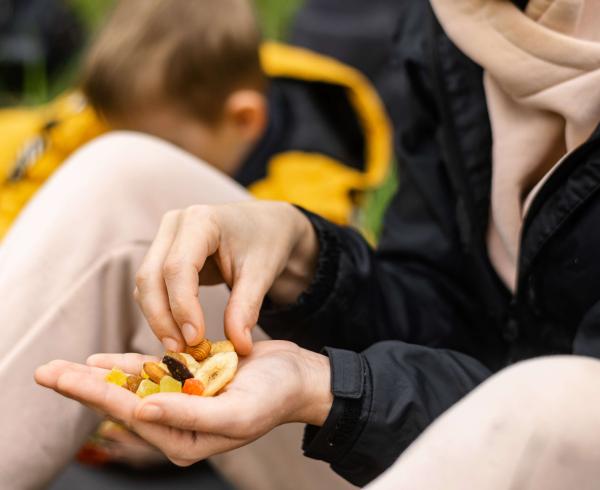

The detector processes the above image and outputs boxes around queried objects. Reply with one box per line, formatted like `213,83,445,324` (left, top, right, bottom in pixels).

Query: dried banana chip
210,340,235,355
194,352,238,396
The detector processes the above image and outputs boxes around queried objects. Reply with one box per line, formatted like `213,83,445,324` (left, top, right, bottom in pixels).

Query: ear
223,90,268,143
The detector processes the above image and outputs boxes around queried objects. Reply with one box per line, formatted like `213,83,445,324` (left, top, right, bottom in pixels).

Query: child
0,1,390,487
0,0,392,240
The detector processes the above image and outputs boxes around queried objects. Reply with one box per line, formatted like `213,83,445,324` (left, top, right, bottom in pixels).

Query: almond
143,362,168,384
126,375,143,393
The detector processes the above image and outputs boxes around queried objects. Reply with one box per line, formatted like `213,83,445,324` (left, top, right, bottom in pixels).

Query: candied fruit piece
183,378,204,396
105,367,128,387
160,375,182,393
135,379,160,398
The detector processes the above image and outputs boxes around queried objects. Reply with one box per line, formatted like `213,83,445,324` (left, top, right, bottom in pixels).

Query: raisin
162,354,193,383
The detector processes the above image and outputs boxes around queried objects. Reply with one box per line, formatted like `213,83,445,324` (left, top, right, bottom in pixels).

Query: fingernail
162,337,178,352
138,404,163,422
182,323,197,345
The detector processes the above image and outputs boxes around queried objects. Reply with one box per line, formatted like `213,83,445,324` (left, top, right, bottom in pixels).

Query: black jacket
261,0,600,487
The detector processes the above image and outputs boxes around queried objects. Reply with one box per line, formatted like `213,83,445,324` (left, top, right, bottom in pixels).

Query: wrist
269,204,319,305
291,348,333,427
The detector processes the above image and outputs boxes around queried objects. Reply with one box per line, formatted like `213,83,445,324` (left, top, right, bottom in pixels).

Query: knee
62,131,185,190
496,355,600,403
474,356,600,453
43,131,208,214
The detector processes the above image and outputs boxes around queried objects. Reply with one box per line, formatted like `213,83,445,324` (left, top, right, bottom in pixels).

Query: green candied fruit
160,375,182,393
136,379,160,398
105,367,128,387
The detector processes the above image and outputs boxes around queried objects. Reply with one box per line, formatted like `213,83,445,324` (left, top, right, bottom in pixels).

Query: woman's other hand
34,341,333,466
133,201,318,354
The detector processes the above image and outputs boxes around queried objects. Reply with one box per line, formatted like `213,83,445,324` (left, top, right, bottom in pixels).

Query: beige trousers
368,355,600,490
0,132,354,490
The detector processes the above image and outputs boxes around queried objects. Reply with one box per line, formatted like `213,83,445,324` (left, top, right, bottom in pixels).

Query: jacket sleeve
574,300,600,357
260,175,487,357
302,342,490,487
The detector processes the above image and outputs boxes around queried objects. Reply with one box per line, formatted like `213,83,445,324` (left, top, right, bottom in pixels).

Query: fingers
35,360,106,388
86,353,159,372
134,392,247,436
224,272,272,355
35,362,247,466
135,211,185,351
166,431,247,465
35,360,139,426
163,207,220,345
135,202,303,355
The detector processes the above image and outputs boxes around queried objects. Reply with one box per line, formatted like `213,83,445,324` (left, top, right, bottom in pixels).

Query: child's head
81,0,267,175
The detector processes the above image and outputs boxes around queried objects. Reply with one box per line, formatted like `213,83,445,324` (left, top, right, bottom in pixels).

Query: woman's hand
134,201,318,354
34,341,332,467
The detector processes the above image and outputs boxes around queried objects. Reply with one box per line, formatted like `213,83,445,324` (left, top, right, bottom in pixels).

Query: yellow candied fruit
105,367,128,387
160,375,182,393
136,379,160,398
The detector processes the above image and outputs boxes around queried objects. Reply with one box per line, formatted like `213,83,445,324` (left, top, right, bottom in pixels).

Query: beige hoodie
430,0,600,290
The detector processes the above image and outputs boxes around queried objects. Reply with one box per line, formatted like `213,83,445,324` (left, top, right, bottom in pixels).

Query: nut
143,362,168,384
186,339,212,362
126,375,143,393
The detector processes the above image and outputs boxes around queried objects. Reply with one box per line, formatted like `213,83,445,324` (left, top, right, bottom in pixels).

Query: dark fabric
260,0,600,485
303,344,490,487
234,83,288,187
0,0,84,93
290,0,405,129
235,76,366,187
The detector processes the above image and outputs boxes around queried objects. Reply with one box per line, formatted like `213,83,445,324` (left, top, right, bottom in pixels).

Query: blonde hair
81,0,265,123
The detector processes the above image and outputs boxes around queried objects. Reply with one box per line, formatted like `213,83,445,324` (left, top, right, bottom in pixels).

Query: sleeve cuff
302,347,370,463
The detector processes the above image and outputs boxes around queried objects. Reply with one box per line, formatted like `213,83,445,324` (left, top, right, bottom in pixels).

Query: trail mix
105,339,238,397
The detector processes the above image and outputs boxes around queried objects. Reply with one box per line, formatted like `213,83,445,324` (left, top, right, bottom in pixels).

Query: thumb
224,274,270,355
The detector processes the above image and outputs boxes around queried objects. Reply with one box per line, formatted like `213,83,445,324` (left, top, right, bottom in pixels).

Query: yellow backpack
0,92,107,239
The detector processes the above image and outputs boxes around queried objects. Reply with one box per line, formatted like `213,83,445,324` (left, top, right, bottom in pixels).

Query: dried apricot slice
183,378,205,396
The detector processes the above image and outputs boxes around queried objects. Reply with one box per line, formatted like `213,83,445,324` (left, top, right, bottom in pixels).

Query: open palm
35,340,331,466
